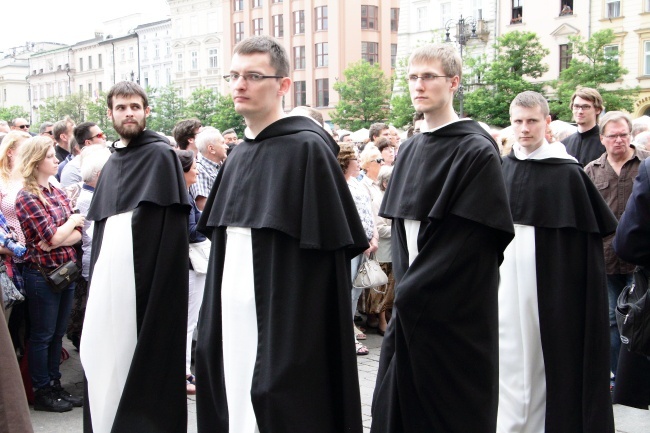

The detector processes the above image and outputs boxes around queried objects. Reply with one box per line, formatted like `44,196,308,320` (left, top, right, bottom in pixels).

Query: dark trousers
24,268,75,389
607,273,633,377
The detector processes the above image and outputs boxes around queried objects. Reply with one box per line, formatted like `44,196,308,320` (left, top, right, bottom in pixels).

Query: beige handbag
353,253,388,290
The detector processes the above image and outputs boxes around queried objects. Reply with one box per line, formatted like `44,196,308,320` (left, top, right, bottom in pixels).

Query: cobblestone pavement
31,329,650,432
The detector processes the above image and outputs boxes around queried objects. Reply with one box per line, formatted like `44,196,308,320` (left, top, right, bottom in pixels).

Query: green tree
389,58,416,128
463,31,549,126
331,60,392,131
211,94,245,135
550,29,638,121
85,92,117,142
147,85,185,135
0,106,29,123
183,87,220,126
38,93,88,124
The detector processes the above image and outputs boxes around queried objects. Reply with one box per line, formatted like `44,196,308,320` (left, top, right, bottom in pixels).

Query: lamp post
444,15,478,117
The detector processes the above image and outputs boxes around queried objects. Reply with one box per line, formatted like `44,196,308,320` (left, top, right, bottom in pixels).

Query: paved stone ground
31,330,650,432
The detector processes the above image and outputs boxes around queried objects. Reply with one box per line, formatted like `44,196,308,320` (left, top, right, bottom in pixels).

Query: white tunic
81,212,137,433
221,227,260,433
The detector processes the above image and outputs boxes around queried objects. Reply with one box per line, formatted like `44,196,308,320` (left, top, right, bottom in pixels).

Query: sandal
354,325,367,340
186,374,196,395
355,342,369,356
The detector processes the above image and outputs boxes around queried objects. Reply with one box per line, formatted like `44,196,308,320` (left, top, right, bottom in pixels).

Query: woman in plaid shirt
14,136,85,413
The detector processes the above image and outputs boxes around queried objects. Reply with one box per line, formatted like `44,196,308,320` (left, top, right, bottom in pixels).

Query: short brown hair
233,35,289,77
107,81,149,110
337,143,357,173
409,43,462,82
570,87,604,121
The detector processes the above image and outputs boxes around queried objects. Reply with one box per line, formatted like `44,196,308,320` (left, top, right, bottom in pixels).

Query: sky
1,0,171,53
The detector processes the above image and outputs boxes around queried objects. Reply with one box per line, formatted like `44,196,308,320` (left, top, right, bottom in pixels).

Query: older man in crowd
190,128,227,210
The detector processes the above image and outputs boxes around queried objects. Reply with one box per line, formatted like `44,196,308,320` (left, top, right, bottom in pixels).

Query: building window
272,0,283,3
512,0,523,23
391,44,397,68
606,0,620,18
294,80,306,106
362,42,379,65
391,8,400,32
88,56,92,69
361,5,379,30
234,0,243,11
191,51,198,70
166,68,172,84
645,41,650,75
129,47,134,60
209,49,218,68
98,82,102,93
79,85,83,95
273,14,284,38
560,1,573,15
155,43,160,58
315,6,328,31
79,58,83,72
234,22,244,42
252,0,261,8
294,10,305,34
316,78,329,107
143,73,148,88
253,18,263,35
604,44,619,63
646,0,650,12
441,2,452,30
294,46,306,69
167,42,172,56
315,42,328,67
417,7,427,31
143,45,148,60
121,48,126,61
177,53,183,72
559,44,571,72
98,54,103,68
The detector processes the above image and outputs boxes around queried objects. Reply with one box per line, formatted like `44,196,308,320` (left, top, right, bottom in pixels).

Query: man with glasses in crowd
10,117,32,135
195,35,367,433
561,87,606,166
371,43,514,433
60,122,107,187
584,111,650,392
39,122,54,139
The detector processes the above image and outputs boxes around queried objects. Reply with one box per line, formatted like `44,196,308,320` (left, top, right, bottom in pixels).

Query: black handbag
37,261,80,294
615,266,650,357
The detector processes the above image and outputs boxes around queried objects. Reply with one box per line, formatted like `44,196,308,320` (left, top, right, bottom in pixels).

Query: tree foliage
331,60,392,130
389,58,416,129
38,93,88,124
147,85,186,135
85,92,117,142
550,29,638,120
0,106,29,124
211,94,245,136
183,87,220,125
463,31,549,126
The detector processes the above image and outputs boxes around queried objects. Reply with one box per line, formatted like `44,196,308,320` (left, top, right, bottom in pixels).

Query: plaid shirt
189,154,220,200
15,184,78,268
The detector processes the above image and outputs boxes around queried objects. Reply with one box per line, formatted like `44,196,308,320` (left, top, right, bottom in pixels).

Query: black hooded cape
561,124,605,166
195,116,368,433
501,152,617,432
83,130,191,433
371,120,515,433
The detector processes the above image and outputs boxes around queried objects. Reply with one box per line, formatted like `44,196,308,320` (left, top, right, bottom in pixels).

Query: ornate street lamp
444,15,478,117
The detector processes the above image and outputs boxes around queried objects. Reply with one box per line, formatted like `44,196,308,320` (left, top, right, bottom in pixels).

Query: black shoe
52,379,83,407
34,386,73,412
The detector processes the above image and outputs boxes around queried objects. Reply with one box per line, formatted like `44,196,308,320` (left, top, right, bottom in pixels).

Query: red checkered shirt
15,184,79,268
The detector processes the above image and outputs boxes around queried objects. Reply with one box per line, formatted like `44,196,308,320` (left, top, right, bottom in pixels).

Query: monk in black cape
497,91,616,432
82,82,190,433
371,44,514,433
195,36,367,433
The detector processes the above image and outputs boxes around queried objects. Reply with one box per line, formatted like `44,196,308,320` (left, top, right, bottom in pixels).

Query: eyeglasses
408,74,451,82
374,158,384,163
572,104,593,111
17,124,30,129
603,133,630,140
88,132,106,141
223,73,284,82
43,131,53,135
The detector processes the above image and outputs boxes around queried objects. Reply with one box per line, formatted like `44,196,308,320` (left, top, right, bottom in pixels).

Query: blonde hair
16,136,55,205
0,130,30,182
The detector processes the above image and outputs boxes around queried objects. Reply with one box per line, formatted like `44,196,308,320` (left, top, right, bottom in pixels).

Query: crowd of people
0,33,649,433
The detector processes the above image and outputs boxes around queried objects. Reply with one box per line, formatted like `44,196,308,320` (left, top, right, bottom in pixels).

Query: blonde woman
15,137,84,413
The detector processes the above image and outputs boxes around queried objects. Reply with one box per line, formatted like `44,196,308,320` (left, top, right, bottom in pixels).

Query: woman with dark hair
176,149,206,395
15,136,84,412
338,144,378,355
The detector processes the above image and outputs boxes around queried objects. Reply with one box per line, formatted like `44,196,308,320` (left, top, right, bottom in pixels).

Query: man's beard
113,117,146,140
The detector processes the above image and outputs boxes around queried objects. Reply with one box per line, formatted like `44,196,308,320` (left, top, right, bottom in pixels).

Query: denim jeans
607,273,633,378
24,267,75,389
